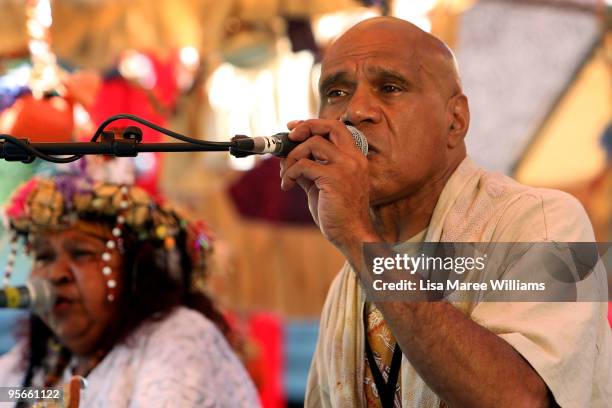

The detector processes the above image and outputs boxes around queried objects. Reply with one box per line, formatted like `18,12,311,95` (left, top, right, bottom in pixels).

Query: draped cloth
305,157,612,407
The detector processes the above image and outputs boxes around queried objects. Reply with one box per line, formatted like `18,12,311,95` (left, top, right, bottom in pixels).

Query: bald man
280,17,611,407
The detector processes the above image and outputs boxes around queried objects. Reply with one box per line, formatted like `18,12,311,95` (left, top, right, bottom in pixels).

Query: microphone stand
0,114,258,163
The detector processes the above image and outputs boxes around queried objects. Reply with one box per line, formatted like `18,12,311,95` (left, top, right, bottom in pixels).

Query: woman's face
30,224,123,356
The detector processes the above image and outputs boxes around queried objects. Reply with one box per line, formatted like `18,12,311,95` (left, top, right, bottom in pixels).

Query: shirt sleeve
469,190,611,407
129,309,260,408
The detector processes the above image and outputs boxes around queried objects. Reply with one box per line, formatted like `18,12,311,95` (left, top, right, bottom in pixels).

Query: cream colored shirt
306,157,611,407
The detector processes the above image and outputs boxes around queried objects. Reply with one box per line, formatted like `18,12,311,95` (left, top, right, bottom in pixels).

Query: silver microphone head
26,277,56,316
346,125,368,156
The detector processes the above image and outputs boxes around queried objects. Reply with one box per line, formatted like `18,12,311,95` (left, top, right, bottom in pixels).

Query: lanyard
364,307,402,408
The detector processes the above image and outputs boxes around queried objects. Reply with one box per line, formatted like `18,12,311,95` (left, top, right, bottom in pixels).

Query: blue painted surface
0,310,26,354
283,320,320,403
0,228,33,355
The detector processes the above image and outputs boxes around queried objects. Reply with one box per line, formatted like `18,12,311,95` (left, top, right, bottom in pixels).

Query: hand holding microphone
279,120,378,252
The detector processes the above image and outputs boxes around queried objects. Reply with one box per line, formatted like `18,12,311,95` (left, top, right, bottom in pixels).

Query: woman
0,176,259,407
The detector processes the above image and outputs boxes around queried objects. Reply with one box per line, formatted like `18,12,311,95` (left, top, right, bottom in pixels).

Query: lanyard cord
364,307,403,408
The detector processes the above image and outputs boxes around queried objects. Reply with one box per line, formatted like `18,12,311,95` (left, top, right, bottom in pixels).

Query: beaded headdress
2,176,213,302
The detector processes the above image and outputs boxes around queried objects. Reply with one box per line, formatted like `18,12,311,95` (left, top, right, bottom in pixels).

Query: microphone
0,278,56,315
230,125,368,158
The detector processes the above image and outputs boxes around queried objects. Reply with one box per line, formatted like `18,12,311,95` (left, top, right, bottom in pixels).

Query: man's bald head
323,16,462,98
317,16,470,209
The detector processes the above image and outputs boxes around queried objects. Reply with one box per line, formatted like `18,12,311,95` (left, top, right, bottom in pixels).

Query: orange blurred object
0,94,74,142
63,70,102,109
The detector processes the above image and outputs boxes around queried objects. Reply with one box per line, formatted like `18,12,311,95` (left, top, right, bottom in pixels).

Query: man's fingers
289,119,358,152
281,136,341,177
280,158,327,191
295,177,313,195
280,136,367,189
286,120,303,130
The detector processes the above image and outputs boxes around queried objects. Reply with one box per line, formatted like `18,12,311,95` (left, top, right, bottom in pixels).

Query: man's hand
279,119,378,252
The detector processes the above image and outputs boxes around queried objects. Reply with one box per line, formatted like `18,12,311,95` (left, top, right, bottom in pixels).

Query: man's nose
341,86,381,126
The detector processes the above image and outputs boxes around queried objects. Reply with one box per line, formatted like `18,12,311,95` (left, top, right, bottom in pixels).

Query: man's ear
446,94,469,148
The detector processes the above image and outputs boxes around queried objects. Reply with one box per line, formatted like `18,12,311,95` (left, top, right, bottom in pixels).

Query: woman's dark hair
20,217,230,387
113,223,230,343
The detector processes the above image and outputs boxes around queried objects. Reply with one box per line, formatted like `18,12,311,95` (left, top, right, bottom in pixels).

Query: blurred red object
247,313,285,408
228,157,313,225
0,94,74,142
89,53,178,199
225,311,285,408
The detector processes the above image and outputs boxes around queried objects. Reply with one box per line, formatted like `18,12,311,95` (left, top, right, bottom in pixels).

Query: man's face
318,27,452,206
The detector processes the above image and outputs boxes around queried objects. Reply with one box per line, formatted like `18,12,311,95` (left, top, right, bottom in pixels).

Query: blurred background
0,0,609,406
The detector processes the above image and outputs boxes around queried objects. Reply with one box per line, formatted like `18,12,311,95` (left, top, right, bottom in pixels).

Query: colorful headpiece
2,176,213,302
